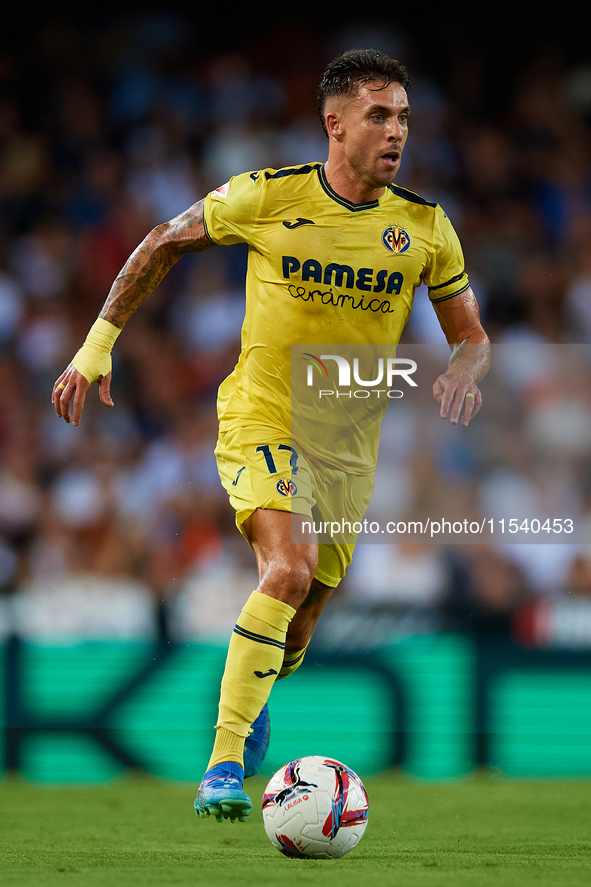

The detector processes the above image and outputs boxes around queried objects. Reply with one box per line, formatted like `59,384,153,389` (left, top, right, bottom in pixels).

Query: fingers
98,372,114,409
432,377,445,404
52,367,90,425
438,376,459,421
460,387,483,426
433,374,482,427
52,370,72,422
71,381,90,426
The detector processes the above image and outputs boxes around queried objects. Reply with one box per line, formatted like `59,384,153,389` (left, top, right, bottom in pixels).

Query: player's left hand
432,369,481,427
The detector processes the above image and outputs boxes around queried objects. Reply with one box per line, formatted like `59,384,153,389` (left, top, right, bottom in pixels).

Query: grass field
1,773,589,887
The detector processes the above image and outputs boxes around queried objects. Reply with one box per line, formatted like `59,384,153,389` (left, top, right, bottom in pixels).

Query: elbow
145,220,183,263
461,325,490,346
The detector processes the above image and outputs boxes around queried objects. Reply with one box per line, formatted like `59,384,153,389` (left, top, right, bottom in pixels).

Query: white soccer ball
261,756,369,859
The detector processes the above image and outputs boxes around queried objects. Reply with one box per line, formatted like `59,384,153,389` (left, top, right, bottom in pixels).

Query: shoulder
386,184,461,242
387,183,439,211
258,162,323,182
235,163,324,218
250,163,323,204
207,163,322,208
203,163,323,243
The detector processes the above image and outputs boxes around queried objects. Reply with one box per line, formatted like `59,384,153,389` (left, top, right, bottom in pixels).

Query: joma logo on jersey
383,226,411,254
282,256,403,295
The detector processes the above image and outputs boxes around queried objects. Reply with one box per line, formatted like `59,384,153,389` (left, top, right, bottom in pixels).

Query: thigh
311,468,375,587
215,425,316,541
216,426,368,592
315,541,355,588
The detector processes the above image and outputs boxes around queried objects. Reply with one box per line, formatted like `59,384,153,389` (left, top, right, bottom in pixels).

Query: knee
258,550,317,609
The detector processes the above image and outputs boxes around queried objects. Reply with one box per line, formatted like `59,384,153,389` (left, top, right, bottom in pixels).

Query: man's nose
386,118,403,140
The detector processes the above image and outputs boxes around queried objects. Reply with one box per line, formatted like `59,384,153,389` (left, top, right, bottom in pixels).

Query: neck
323,159,386,205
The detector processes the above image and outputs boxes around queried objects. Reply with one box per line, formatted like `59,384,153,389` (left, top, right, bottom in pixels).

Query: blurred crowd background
1,10,591,644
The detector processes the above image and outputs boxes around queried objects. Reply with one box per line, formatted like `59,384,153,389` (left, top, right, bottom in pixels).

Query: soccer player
52,49,490,822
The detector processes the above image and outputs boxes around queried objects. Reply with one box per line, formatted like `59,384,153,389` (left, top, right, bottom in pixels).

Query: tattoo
99,198,213,328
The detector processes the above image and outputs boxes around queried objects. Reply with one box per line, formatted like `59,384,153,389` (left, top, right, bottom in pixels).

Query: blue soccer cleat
194,762,252,822
243,703,270,778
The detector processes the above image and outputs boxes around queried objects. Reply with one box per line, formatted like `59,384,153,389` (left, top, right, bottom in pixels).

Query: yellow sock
208,591,296,769
276,641,310,680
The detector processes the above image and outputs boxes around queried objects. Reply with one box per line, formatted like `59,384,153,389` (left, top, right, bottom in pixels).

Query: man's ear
324,104,344,140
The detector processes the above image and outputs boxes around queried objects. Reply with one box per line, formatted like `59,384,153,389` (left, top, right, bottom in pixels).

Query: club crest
382,225,411,254
276,477,297,497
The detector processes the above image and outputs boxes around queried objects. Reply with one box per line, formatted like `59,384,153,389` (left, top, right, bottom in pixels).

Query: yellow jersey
204,162,469,461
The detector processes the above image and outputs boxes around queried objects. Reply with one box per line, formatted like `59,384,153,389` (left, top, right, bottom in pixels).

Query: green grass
0,773,589,887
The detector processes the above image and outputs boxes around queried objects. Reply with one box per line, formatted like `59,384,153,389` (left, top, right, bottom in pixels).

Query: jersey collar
317,164,382,212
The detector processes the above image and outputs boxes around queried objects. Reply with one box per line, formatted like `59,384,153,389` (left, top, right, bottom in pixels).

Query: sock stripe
233,623,286,650
284,648,307,666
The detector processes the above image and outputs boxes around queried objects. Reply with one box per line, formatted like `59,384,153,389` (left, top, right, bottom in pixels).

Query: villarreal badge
382,225,411,254
276,477,297,497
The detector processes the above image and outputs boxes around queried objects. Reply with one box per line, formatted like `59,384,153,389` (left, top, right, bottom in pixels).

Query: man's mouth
381,151,400,167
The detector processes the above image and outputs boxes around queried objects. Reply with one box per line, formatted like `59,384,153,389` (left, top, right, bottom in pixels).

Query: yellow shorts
215,424,374,588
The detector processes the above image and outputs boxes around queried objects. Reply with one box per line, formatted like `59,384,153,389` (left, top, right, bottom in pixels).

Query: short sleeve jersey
204,162,469,437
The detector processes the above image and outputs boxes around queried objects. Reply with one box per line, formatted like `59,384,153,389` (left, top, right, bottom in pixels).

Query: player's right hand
52,318,121,425
52,366,113,426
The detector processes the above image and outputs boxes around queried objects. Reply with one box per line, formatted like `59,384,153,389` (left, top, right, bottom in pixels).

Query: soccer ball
261,756,369,859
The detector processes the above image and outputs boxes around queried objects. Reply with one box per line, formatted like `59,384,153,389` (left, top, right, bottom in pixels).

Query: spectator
1,14,590,638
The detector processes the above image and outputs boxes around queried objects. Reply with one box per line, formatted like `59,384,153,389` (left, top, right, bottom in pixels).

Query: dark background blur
1,6,591,644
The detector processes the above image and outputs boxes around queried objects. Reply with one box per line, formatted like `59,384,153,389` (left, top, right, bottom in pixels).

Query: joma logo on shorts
282,256,403,295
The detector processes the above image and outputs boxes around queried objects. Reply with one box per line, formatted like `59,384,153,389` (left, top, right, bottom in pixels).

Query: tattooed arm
52,199,214,424
431,286,490,427
99,198,213,328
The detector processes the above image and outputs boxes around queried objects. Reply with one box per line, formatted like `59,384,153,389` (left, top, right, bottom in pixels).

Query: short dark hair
317,48,411,137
